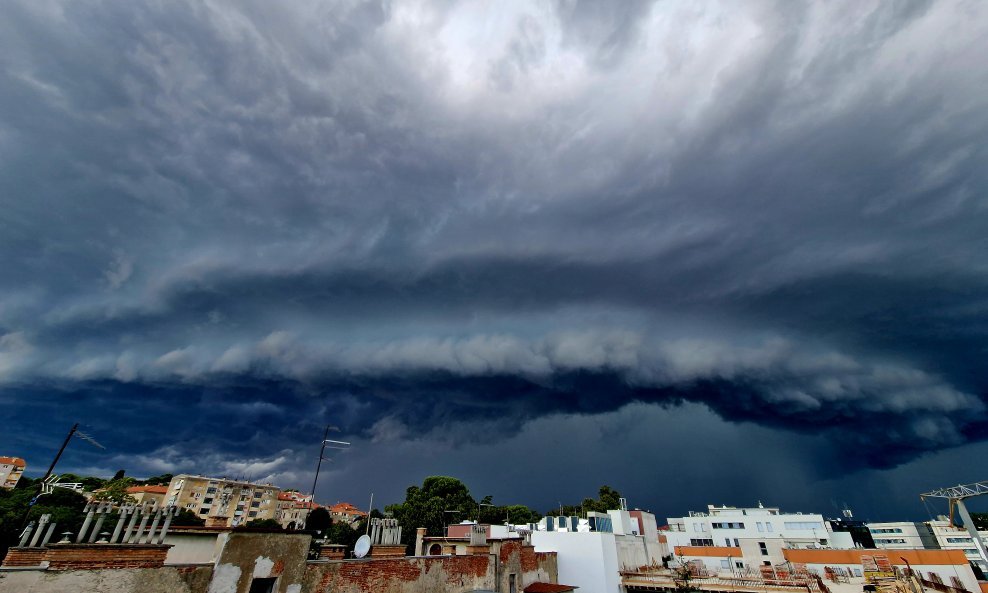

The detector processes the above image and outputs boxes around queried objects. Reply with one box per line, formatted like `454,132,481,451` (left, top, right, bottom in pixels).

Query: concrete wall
0,565,213,593
162,532,228,565
532,531,621,593
207,532,311,593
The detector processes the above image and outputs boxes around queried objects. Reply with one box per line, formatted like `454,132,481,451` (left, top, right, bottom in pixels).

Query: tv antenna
309,425,350,502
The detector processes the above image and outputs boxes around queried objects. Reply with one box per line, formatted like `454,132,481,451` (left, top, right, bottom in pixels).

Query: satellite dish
354,535,371,558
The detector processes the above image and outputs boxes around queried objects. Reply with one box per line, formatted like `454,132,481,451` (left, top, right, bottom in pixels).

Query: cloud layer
1,0,987,516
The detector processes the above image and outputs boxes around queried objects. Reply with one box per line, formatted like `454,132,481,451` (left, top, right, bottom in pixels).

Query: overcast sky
1,0,987,521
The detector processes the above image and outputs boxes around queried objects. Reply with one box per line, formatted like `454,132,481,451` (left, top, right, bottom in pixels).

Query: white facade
927,519,988,571
532,530,663,593
866,521,939,550
666,504,854,567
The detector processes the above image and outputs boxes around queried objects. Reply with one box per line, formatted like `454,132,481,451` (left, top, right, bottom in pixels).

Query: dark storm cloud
2,0,988,512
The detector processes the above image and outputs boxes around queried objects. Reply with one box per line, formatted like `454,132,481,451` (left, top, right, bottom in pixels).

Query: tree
140,474,173,486
244,518,283,530
112,470,126,481
305,507,332,534
0,479,88,560
91,478,136,505
546,485,623,516
386,476,478,553
171,509,205,527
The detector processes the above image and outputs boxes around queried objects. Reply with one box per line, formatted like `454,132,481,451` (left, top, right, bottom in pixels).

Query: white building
531,508,664,592
866,521,939,549
927,518,988,572
665,503,855,569
0,456,25,489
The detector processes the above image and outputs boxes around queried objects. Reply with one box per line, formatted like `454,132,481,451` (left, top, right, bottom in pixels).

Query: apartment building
125,484,169,505
0,456,25,489
927,518,988,572
665,503,855,569
276,491,316,530
866,521,939,549
164,474,280,527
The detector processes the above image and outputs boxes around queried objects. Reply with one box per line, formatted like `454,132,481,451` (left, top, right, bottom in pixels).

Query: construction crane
921,481,988,568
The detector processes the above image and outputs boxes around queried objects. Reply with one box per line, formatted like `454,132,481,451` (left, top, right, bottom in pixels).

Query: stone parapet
368,544,406,558
45,543,171,570
1,547,48,567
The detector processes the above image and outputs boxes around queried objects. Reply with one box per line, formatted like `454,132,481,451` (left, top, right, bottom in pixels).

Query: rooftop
0,457,26,467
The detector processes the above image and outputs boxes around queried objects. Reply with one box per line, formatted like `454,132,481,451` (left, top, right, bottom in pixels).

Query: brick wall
1,546,48,567
304,555,496,593
45,543,171,570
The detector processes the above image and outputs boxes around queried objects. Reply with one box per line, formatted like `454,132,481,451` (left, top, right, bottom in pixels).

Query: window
721,560,730,569
689,539,714,546
252,501,261,508
757,522,764,532
199,508,209,515
712,522,744,529
203,497,214,504
509,574,517,593
249,511,258,517
784,521,822,530
249,577,276,593
870,528,904,534
734,538,739,547
206,487,217,494
766,523,774,533
759,542,768,556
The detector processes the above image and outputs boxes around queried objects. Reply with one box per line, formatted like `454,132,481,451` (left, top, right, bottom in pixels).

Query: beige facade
276,491,316,529
125,485,168,506
0,456,25,489
164,474,279,527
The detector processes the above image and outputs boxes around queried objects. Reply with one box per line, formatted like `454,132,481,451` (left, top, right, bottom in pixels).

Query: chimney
415,527,426,556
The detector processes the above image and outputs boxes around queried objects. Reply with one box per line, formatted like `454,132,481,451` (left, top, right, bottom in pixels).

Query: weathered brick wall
209,532,312,593
304,554,495,593
1,547,48,567
0,565,213,593
45,544,171,570
494,540,558,592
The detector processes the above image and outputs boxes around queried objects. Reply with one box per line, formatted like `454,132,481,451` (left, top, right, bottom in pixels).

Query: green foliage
112,470,126,481
385,476,542,554
0,479,88,560
244,518,283,530
546,485,623,516
58,473,107,492
139,474,173,486
171,509,205,527
305,507,332,533
386,476,477,544
91,478,137,504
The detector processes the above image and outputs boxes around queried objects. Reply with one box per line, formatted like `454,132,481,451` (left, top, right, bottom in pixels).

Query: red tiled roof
524,584,578,593
0,457,26,467
126,485,168,494
329,502,367,516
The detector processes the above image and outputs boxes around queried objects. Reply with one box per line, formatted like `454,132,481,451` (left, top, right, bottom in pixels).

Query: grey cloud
1,0,988,504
